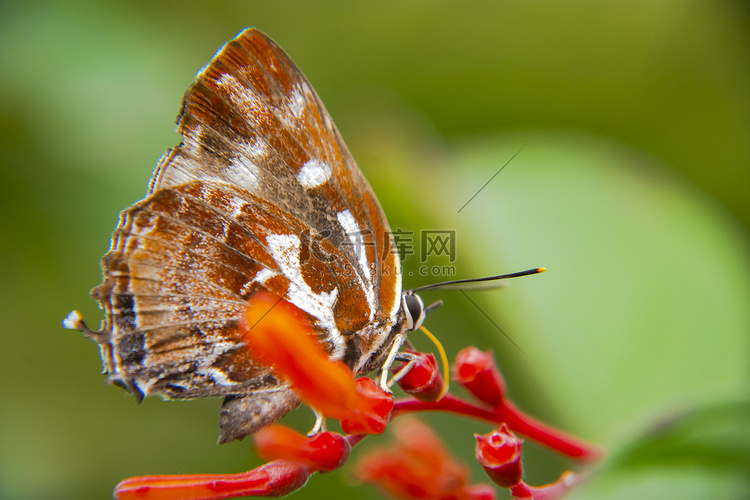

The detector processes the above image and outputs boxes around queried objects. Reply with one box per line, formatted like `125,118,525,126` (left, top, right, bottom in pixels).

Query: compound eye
403,293,425,331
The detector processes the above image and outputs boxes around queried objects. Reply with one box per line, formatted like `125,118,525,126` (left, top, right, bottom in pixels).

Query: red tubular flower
340,377,394,435
242,292,393,434
356,418,496,500
254,425,350,473
114,460,310,500
465,484,498,500
393,352,445,402
475,424,524,488
510,472,580,500
454,347,505,406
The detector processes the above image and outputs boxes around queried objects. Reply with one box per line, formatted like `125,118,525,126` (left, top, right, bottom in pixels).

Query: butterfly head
401,291,426,332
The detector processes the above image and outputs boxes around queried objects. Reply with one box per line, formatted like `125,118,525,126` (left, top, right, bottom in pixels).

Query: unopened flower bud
305,432,351,472
394,352,445,402
454,347,505,406
475,424,523,488
254,425,350,473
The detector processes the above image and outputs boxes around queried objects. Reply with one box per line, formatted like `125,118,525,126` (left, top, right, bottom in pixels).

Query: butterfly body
70,29,418,443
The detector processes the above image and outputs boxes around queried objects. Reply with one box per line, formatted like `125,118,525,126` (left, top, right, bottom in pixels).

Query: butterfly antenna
412,267,546,292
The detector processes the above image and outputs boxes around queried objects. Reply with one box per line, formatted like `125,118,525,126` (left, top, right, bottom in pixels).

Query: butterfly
64,28,430,443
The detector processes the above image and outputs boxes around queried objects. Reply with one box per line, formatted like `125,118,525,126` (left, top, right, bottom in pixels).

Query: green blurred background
1,1,748,499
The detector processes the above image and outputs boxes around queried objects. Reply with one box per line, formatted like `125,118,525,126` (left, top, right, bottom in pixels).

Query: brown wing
151,28,401,331
90,29,402,441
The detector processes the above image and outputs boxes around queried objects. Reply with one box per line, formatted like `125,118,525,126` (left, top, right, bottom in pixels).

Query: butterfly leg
378,333,406,392
308,408,327,436
387,352,417,389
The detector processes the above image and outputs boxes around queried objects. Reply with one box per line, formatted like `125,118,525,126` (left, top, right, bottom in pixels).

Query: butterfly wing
153,28,402,339
91,29,402,441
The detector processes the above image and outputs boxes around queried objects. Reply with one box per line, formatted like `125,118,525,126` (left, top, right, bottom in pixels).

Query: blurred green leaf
570,398,750,500
613,398,750,474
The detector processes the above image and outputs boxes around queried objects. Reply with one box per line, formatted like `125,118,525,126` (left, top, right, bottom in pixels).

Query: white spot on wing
242,137,269,159
229,154,261,190
227,137,268,191
182,125,203,156
275,85,309,130
390,254,403,319
227,197,246,219
239,268,277,297
254,268,275,285
206,368,235,386
134,377,157,397
297,159,332,189
337,209,375,318
217,74,265,121
289,86,306,119
266,234,344,357
172,121,266,192
386,231,403,321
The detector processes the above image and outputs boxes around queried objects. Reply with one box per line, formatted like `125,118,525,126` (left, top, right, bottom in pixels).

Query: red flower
394,352,445,402
475,424,523,488
510,472,581,500
254,425,350,473
242,292,393,434
114,460,310,500
356,418,496,500
454,348,505,406
340,377,394,435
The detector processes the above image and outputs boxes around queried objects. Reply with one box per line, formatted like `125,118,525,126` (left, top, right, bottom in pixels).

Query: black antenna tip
411,266,547,292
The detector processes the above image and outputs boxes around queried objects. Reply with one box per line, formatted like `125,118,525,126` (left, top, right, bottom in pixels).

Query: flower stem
393,395,603,461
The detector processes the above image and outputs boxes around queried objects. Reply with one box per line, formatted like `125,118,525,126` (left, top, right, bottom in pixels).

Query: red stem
393,394,602,461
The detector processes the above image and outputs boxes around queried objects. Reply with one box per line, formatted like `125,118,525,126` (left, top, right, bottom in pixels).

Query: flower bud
475,424,523,488
393,352,445,402
305,432,351,472
454,347,505,406
254,425,350,473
